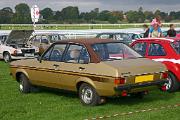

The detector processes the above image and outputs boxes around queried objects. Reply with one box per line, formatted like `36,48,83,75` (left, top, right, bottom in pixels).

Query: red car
131,38,180,92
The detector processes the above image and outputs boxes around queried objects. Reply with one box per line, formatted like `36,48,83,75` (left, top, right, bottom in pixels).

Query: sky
0,0,180,12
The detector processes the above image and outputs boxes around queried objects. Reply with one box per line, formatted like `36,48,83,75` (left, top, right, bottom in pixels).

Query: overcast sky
0,0,180,12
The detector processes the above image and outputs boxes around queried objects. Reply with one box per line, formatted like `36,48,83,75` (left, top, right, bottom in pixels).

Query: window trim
41,43,67,61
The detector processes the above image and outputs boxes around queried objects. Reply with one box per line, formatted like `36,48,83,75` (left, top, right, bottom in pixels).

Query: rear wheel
79,83,102,106
3,52,11,63
19,74,32,93
166,72,180,92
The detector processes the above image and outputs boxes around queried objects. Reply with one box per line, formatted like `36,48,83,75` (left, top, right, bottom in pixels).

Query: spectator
149,19,162,38
167,24,176,37
143,24,149,38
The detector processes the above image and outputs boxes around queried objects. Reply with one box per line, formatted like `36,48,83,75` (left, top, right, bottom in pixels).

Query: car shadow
107,91,177,106
34,87,178,106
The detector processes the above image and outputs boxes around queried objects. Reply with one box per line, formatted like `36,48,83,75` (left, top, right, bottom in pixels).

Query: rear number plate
135,75,154,83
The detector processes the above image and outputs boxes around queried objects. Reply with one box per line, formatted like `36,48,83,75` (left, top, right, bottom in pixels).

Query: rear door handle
53,64,59,67
79,67,85,70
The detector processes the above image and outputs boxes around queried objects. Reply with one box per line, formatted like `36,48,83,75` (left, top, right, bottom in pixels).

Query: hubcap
165,77,172,90
4,54,10,62
19,80,23,92
81,87,93,104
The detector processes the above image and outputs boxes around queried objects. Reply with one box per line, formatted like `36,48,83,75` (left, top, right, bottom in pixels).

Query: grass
0,61,180,120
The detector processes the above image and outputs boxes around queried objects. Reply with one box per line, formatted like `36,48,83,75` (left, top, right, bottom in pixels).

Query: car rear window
92,42,142,61
171,41,180,54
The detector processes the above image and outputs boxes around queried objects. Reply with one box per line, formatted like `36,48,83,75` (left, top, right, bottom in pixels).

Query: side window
148,43,166,56
133,42,147,56
32,35,41,44
64,44,90,64
41,35,49,44
42,44,66,61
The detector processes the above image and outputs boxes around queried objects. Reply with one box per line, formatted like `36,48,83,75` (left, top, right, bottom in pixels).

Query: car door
57,44,90,91
147,42,167,60
29,43,67,88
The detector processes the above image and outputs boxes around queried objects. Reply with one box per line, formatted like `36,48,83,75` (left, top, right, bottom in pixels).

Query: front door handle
79,67,85,71
53,64,59,67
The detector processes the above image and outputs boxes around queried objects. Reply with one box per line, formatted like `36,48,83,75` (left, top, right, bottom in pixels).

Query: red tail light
12,50,17,55
121,90,127,97
114,77,126,85
162,72,168,79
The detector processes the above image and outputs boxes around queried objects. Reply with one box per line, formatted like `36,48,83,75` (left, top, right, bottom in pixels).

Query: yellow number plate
135,75,154,83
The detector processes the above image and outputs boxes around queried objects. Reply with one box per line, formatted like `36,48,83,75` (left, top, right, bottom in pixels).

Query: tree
0,7,14,24
61,6,79,23
40,8,54,20
144,11,154,21
126,11,139,23
12,3,31,24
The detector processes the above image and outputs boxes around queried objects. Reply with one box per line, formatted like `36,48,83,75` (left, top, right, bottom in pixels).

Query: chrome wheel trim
81,88,93,104
4,54,10,62
165,77,172,90
19,80,23,92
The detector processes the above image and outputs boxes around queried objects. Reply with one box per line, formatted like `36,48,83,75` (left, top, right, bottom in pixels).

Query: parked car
0,30,39,62
10,39,168,106
131,38,180,92
29,33,67,54
96,32,142,45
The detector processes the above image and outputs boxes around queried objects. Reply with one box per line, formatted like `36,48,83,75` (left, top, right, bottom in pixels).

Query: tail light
114,77,126,85
162,72,168,79
12,50,17,55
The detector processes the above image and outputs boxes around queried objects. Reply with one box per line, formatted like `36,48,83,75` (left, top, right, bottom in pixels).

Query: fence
0,23,180,30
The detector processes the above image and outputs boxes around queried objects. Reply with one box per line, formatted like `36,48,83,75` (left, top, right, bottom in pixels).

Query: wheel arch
163,61,180,81
76,77,96,91
15,69,29,82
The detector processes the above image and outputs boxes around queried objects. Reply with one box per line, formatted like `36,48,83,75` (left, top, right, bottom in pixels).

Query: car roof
54,38,120,45
137,38,177,42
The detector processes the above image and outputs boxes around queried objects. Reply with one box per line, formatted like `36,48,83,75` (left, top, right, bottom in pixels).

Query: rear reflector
121,90,127,97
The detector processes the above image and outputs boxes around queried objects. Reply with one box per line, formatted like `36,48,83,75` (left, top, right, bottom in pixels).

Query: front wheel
165,72,180,92
79,83,102,106
3,52,11,63
19,74,32,93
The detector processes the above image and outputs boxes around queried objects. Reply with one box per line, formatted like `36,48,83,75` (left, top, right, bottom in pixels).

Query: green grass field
0,61,180,120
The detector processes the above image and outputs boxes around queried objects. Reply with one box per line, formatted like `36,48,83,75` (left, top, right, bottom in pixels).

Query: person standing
143,24,149,38
148,21,162,38
167,24,176,37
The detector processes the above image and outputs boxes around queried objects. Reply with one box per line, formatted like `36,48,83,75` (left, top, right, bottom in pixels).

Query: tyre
3,52,11,63
166,72,180,92
79,83,101,106
19,74,32,93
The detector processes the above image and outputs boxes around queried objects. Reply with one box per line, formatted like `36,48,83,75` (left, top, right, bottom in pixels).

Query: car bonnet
6,30,34,44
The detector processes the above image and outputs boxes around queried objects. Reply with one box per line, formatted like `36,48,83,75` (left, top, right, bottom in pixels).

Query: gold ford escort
10,39,168,106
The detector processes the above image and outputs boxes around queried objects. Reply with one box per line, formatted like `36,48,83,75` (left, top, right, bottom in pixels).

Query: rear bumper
114,80,168,91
